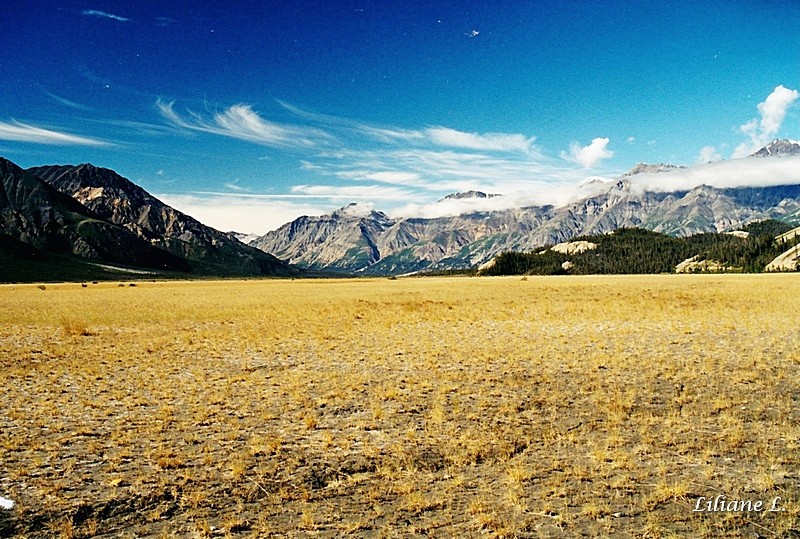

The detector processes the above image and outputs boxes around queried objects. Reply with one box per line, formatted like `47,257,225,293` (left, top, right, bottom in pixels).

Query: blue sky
1,1,799,232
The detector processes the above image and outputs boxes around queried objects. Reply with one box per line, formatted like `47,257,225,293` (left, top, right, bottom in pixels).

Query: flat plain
1,275,800,538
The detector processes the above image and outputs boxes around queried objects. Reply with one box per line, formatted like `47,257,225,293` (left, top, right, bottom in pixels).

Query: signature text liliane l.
693,495,783,513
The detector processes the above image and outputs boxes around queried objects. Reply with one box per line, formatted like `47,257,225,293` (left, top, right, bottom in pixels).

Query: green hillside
480,220,800,276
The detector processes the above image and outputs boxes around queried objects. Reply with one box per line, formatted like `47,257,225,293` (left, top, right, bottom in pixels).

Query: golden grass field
1,274,800,538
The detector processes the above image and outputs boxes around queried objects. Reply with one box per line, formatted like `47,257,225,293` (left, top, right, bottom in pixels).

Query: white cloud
156,100,333,148
85,118,177,137
305,146,588,205
213,105,315,146
334,202,375,218
224,181,249,192
372,148,573,183
0,120,109,146
332,170,427,187
364,171,424,185
82,10,130,22
277,101,540,155
154,99,621,223
733,85,799,157
697,145,722,163
758,85,798,135
156,193,333,234
424,127,538,154
362,126,425,143
299,160,323,171
627,155,800,193
390,177,589,220
157,184,410,233
290,184,412,199
158,153,800,234
393,194,529,220
562,137,614,168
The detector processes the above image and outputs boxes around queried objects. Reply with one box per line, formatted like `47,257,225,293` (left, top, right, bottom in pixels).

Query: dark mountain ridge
0,158,299,281
27,163,295,277
0,159,191,280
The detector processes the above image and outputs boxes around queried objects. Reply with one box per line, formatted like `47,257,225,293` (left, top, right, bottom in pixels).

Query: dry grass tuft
59,317,95,337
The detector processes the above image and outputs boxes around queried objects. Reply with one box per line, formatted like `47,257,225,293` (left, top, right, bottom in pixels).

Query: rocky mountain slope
252,142,800,275
252,180,800,275
27,163,295,277
0,158,192,280
752,139,800,158
0,158,298,281
250,203,394,272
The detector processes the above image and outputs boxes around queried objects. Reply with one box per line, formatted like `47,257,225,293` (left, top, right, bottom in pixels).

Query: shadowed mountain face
0,158,191,276
27,163,297,276
0,158,300,281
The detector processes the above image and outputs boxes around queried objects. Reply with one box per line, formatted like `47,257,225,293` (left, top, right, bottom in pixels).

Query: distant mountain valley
250,139,800,275
2,139,800,281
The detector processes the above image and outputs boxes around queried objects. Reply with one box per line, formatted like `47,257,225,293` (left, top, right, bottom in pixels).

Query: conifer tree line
480,220,800,276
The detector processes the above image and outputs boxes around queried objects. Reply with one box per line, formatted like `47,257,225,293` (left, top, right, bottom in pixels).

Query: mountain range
2,139,800,281
0,159,296,282
250,140,800,275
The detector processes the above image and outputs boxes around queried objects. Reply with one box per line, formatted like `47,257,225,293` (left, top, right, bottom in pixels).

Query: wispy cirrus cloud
425,127,538,154
224,180,250,192
318,147,581,193
150,89,800,233
360,125,426,143
364,171,423,184
277,101,541,156
155,98,598,230
293,146,589,223
333,170,427,187
160,98,561,197
733,85,799,157
86,118,179,138
157,99,334,148
38,87,92,111
82,10,130,22
0,120,109,146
